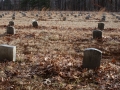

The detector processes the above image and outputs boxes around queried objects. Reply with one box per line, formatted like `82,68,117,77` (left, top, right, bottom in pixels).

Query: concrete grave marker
118,17,120,20
12,16,15,20
2,14,4,16
9,21,14,26
32,20,38,28
82,48,102,69
101,15,106,21
5,13,7,15
7,26,15,34
98,23,104,30
22,13,26,17
85,15,90,20
62,17,66,21
93,30,102,39
0,15,2,18
116,16,119,19
0,44,16,62
36,14,38,17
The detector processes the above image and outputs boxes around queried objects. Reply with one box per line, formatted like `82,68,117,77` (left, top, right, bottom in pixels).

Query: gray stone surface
85,15,90,19
82,48,102,69
12,16,15,20
101,16,106,21
9,21,14,26
98,23,104,30
93,30,102,39
0,15,2,18
32,21,38,28
63,17,66,21
7,26,15,34
0,44,16,62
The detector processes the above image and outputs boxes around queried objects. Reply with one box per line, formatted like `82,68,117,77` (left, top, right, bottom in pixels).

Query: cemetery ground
0,11,120,89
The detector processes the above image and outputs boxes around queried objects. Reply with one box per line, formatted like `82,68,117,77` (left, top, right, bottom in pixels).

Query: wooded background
51,0,120,11
0,0,120,11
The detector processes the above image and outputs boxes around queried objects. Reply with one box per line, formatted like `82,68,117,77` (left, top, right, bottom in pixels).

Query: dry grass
0,11,120,90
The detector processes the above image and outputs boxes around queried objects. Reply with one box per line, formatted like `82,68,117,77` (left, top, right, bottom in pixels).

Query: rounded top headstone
84,48,102,53
9,21,14,26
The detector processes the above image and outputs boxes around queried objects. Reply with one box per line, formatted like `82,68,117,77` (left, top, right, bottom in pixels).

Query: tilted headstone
9,21,14,26
7,26,15,34
98,23,104,30
0,44,16,62
93,30,102,39
32,20,38,28
82,48,102,69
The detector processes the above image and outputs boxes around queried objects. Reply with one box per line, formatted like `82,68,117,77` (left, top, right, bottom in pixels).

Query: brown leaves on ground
0,11,120,89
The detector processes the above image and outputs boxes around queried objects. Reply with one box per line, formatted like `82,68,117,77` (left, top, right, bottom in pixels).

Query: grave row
1,11,119,23
0,44,101,69
1,11,120,21
0,12,9,18
0,21,105,69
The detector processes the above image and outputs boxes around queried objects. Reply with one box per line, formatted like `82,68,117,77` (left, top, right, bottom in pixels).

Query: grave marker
62,17,66,21
82,48,102,69
7,26,15,34
98,23,104,30
32,20,38,28
0,44,16,62
85,15,90,20
0,15,2,18
2,14,4,16
101,15,106,21
12,16,15,20
9,21,14,26
93,30,102,39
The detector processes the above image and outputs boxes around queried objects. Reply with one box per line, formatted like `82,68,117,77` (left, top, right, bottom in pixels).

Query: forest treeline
51,0,120,11
0,0,120,11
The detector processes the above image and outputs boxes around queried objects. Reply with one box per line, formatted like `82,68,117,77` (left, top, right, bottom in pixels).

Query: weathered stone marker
7,26,15,34
116,16,119,19
85,15,90,20
9,21,14,26
36,14,38,17
0,15,2,18
12,16,15,20
0,44,16,62
82,48,102,69
93,30,102,39
5,13,7,15
63,17,66,21
101,15,106,21
98,23,104,30
32,20,38,28
22,13,26,17
118,17,120,20
2,14,4,16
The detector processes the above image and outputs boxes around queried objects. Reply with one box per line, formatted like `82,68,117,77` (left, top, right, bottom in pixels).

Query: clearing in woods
0,11,120,89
